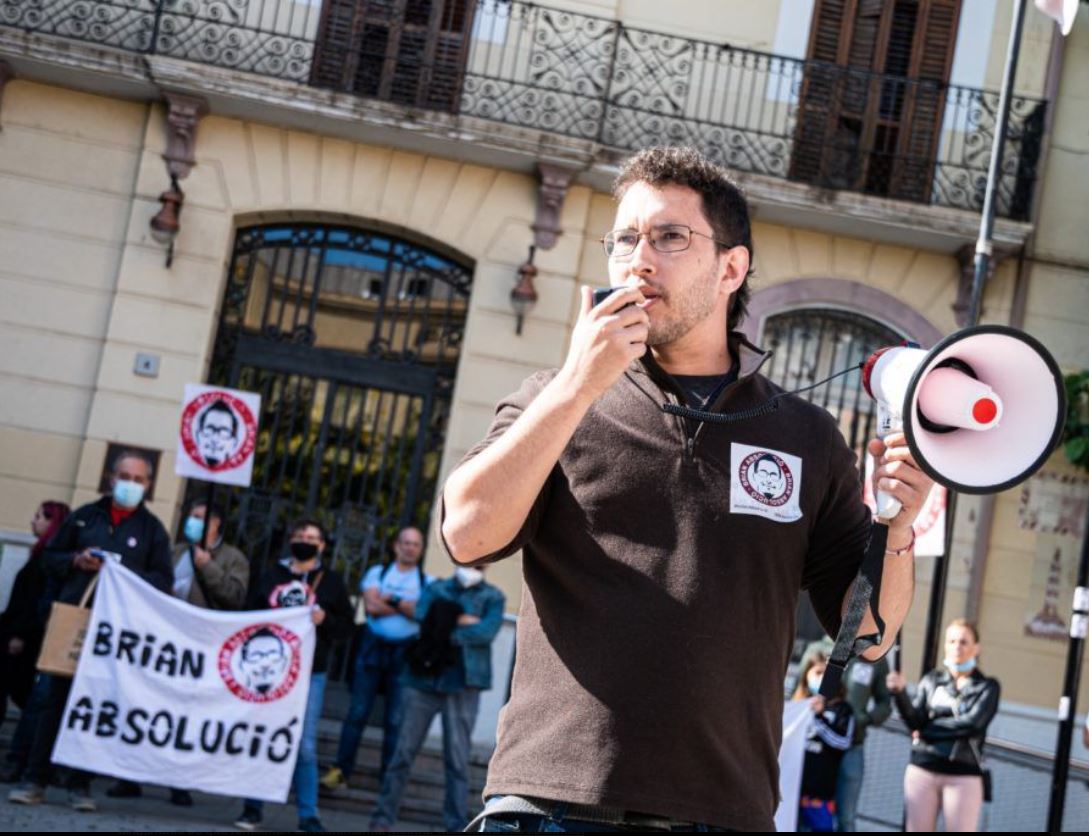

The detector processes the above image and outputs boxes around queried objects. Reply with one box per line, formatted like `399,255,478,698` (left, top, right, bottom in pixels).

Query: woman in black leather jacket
887,619,999,832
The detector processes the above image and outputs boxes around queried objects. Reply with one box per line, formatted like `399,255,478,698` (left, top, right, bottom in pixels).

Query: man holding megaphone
439,146,1059,833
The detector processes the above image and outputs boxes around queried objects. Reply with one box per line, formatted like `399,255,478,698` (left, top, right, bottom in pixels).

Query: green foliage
1063,371,1089,473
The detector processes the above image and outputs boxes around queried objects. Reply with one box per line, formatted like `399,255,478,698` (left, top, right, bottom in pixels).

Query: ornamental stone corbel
161,90,209,180
530,164,578,250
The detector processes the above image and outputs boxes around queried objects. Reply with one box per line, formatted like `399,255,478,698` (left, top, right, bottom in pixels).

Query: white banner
774,699,811,832
53,562,315,802
175,384,262,487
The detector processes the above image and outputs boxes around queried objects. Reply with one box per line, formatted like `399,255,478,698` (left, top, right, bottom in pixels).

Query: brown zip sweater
441,332,871,830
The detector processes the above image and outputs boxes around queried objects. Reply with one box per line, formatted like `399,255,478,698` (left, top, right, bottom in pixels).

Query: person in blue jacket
369,566,505,833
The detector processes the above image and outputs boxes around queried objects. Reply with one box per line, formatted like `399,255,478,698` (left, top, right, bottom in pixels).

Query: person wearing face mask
171,501,249,611
105,499,250,806
9,451,173,813
799,635,891,831
791,653,855,832
233,518,352,834
0,500,70,784
321,527,431,794
887,619,1000,832
369,565,505,833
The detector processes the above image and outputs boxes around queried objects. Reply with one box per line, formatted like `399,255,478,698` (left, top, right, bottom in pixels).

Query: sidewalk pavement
0,779,440,833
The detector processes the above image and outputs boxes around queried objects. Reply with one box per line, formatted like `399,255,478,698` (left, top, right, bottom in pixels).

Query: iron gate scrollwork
186,222,472,589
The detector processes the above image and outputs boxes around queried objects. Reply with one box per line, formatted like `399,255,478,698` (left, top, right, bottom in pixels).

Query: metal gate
185,222,472,587
761,307,905,470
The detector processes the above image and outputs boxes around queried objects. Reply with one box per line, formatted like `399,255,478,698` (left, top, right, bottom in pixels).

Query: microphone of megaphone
862,325,1065,519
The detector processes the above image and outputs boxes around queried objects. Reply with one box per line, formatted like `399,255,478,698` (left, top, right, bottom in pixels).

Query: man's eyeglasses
601,224,730,258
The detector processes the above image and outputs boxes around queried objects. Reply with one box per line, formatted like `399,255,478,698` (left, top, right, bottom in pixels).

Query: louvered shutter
890,0,961,201
311,0,370,91
790,0,855,185
791,0,961,201
311,0,475,112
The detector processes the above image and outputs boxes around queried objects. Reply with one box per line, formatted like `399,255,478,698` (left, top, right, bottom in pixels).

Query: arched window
761,307,905,468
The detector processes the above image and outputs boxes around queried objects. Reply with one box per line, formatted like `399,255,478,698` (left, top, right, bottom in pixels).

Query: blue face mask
112,480,145,509
945,657,977,674
184,516,205,544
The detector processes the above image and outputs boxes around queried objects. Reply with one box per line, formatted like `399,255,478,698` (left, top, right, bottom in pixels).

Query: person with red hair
0,500,70,782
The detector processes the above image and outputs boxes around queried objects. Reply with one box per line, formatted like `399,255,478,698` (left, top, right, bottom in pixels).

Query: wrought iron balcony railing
2,0,1046,220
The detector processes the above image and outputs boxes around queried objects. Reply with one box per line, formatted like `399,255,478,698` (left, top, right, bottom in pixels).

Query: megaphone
862,325,1065,519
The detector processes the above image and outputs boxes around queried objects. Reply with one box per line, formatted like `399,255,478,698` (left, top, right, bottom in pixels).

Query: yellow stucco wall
0,81,149,526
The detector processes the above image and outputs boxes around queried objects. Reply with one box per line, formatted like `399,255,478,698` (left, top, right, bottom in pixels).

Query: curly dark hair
613,146,754,332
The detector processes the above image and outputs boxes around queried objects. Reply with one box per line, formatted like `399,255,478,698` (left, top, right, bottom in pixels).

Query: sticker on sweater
730,443,803,523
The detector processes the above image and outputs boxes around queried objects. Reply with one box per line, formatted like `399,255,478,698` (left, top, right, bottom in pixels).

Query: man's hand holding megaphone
866,431,935,552
822,325,1064,699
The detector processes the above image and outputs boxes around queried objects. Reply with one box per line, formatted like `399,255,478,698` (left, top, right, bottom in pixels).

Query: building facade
0,0,1087,743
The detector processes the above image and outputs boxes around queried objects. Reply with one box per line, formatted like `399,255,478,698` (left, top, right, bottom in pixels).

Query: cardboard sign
175,384,261,488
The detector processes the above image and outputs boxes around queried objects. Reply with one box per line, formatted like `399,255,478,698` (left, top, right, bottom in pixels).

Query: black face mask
289,541,319,561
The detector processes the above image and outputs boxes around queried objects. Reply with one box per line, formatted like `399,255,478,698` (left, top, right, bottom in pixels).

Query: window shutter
790,0,856,184
311,0,475,112
426,1,476,112
891,0,961,201
792,0,961,201
310,0,370,91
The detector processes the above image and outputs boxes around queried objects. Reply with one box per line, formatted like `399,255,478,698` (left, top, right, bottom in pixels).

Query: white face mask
945,656,977,674
112,479,146,509
455,566,484,588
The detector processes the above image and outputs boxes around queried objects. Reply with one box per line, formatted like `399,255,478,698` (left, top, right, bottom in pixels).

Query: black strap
819,522,888,699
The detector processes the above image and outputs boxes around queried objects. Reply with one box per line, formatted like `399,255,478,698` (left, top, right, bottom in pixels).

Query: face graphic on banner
238,628,290,696
751,454,786,501
196,400,241,467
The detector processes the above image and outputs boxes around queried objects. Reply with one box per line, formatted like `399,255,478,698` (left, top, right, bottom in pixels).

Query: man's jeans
835,744,865,832
24,674,90,791
471,805,729,832
5,674,50,772
247,672,327,821
334,628,411,778
370,686,479,833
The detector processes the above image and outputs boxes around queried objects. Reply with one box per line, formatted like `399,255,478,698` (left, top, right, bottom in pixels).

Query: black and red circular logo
218,623,302,703
180,390,257,472
739,451,794,507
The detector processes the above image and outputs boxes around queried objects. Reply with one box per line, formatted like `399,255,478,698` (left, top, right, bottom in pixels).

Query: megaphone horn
863,325,1065,520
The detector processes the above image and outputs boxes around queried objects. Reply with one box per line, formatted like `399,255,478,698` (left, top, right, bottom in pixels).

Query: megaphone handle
875,401,903,521
877,491,902,521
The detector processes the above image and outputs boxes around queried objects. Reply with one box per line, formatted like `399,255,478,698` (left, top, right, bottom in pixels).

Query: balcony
1,0,1046,222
